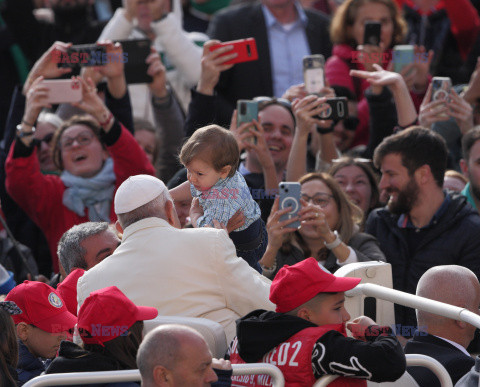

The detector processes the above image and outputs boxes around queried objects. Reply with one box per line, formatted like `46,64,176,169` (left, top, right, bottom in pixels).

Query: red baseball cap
5,281,77,333
270,257,362,313
57,269,85,317
78,286,158,345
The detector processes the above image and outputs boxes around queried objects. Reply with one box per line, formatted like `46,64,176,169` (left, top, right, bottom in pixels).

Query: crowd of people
1,0,480,385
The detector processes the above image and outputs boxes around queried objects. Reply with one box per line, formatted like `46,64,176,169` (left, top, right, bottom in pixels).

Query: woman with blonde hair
259,172,385,279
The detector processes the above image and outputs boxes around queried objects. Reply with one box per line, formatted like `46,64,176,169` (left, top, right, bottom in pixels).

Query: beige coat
77,217,274,343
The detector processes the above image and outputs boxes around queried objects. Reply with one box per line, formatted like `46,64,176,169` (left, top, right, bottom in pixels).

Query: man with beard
365,126,480,338
461,127,480,211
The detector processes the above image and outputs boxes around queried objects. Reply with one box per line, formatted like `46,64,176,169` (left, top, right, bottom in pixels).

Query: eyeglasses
301,192,334,208
60,131,95,150
33,132,54,148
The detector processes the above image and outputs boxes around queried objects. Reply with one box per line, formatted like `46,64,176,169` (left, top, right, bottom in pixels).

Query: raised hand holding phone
209,38,258,65
197,40,237,95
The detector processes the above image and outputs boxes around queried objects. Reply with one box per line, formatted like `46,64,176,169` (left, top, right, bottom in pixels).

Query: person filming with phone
259,172,385,279
325,0,431,150
5,42,155,274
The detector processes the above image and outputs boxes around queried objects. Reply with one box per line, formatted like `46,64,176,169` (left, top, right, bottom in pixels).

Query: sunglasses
253,96,296,124
332,157,375,171
253,96,292,109
33,132,54,148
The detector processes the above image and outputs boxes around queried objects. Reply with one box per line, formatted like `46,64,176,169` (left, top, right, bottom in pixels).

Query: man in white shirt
77,174,274,343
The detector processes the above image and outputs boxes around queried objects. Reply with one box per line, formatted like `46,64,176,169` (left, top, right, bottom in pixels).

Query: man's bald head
137,324,218,386
416,265,480,347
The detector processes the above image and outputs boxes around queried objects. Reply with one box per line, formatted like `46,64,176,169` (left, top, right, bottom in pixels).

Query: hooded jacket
228,310,406,386
365,193,480,331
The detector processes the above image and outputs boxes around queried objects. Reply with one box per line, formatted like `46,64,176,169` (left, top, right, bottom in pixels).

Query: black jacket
404,332,474,386
207,3,332,125
231,310,406,382
365,193,480,330
45,341,139,387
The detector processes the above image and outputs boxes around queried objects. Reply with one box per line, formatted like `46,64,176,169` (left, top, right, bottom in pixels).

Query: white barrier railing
312,354,453,387
347,283,480,329
23,370,140,387
23,363,285,387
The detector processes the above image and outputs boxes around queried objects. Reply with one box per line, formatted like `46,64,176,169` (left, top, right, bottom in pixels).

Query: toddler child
171,125,265,271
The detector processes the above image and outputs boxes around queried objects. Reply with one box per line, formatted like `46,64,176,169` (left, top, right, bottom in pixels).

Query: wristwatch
16,124,35,138
324,230,342,249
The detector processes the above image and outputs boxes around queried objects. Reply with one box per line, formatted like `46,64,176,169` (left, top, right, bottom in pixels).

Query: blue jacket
365,193,480,330
17,340,50,386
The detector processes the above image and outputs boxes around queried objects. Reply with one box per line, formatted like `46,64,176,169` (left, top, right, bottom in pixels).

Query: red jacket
5,123,155,272
229,324,367,387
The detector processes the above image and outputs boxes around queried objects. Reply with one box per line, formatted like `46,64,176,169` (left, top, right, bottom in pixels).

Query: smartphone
318,97,349,121
40,79,82,104
209,38,259,65
393,45,414,73
278,182,301,229
116,39,153,84
363,21,381,46
58,44,107,68
237,100,258,144
431,77,452,102
431,77,452,118
303,55,325,95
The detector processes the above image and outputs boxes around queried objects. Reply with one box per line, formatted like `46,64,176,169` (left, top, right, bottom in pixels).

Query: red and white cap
270,257,361,313
5,281,77,333
78,286,158,345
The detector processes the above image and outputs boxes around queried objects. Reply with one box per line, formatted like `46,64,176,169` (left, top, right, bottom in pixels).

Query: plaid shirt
190,171,261,231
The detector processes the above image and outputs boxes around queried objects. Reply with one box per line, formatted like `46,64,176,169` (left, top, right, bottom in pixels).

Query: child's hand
346,316,377,341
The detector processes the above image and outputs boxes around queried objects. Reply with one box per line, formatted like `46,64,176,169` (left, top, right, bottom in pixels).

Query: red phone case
209,38,259,65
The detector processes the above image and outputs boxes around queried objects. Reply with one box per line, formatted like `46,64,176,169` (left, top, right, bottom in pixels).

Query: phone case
278,182,301,229
209,38,259,65
58,44,107,68
40,79,82,104
303,55,325,95
363,22,381,46
431,77,452,102
317,97,349,121
117,39,153,84
237,100,258,144
392,45,414,73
